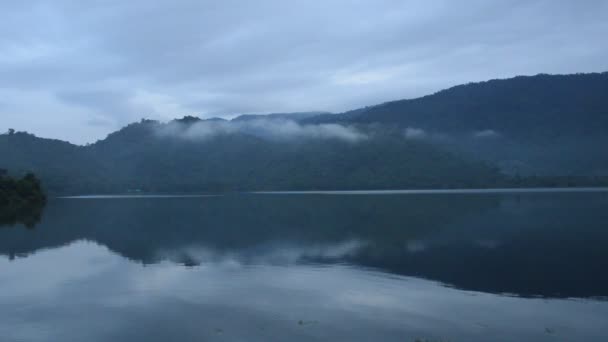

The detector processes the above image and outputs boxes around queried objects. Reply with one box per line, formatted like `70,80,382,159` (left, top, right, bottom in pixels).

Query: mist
155,119,367,142
156,240,367,266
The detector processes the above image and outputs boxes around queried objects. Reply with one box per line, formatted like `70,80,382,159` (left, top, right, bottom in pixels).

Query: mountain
232,111,330,122
1,72,607,194
307,72,608,175
308,72,608,138
0,119,504,194
0,132,109,193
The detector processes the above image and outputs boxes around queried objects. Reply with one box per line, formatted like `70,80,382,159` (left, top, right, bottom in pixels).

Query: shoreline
57,186,608,198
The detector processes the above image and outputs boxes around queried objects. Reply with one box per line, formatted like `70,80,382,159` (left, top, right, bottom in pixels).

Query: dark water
1,191,608,341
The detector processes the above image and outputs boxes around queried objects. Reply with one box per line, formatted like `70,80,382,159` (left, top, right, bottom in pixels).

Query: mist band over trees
1,72,607,195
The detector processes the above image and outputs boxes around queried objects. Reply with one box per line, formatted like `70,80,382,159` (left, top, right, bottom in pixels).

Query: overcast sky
1,0,607,144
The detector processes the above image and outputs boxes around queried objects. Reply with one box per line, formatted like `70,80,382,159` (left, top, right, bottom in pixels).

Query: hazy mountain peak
232,111,332,122
173,116,203,124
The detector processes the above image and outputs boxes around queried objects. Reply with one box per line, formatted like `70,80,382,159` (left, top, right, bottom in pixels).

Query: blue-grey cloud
1,0,607,143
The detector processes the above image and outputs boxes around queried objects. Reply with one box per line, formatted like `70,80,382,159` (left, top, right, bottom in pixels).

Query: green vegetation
309,72,608,176
1,73,606,194
0,126,505,194
0,171,46,227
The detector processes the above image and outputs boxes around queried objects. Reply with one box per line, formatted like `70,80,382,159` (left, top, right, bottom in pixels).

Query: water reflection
1,241,607,342
2,193,607,298
1,192,608,341
0,201,45,229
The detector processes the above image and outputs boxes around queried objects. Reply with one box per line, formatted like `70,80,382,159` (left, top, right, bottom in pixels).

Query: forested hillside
1,120,504,194
0,171,46,227
2,72,607,194
308,73,608,175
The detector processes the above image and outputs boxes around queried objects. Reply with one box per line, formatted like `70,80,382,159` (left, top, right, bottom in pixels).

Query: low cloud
404,127,428,139
2,1,607,144
473,129,500,138
402,127,452,143
156,119,367,142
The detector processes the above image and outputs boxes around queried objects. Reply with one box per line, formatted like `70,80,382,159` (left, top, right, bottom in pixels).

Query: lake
1,190,607,341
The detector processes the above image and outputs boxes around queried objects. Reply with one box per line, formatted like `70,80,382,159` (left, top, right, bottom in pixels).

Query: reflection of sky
1,241,607,342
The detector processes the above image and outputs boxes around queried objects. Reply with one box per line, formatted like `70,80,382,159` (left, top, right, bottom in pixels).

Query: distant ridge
1,72,607,194
232,111,330,122
306,72,608,175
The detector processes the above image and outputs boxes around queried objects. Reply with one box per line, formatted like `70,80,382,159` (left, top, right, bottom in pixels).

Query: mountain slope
2,72,607,193
0,132,109,193
232,111,329,122
86,120,504,192
0,120,504,194
308,72,608,175
312,72,608,136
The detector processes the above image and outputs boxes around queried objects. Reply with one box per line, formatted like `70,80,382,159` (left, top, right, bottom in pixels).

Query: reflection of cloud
157,239,368,266
156,119,366,142
1,241,605,341
129,262,191,294
0,241,121,297
405,240,427,253
475,239,500,249
473,129,500,138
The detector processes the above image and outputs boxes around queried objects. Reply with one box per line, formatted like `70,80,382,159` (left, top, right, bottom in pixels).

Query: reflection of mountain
1,193,607,299
3,74,608,195
1,194,489,259
0,202,45,229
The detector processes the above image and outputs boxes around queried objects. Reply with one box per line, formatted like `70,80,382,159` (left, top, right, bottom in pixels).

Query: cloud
404,127,428,139
402,127,454,143
1,0,608,143
156,119,367,142
405,240,427,253
473,129,500,138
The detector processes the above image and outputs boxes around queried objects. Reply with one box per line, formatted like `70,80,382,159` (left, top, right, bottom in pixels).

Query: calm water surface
1,191,608,341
